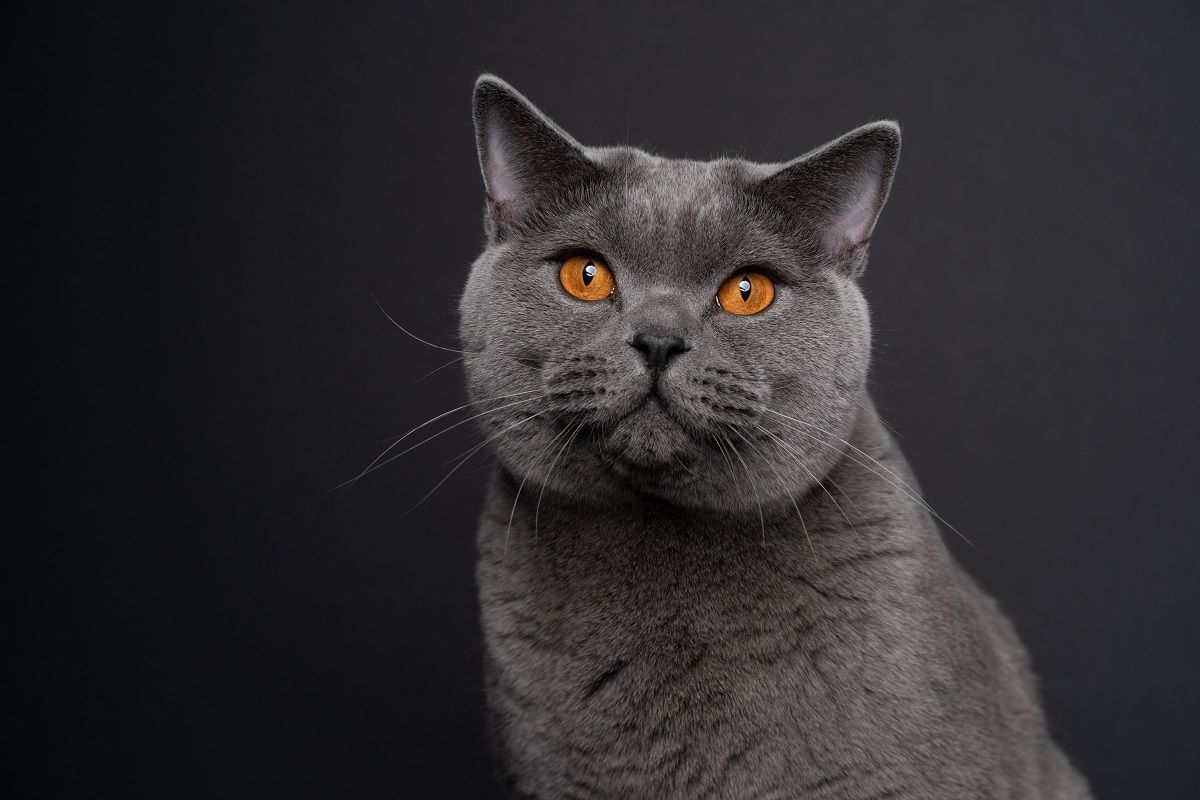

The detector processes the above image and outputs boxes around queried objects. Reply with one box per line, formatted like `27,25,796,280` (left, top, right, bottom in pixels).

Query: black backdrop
12,2,1199,798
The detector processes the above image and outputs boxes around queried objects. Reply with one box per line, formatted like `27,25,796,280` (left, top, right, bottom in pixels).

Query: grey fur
460,75,1090,799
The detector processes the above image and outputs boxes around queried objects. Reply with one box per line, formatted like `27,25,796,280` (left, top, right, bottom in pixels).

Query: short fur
460,75,1090,799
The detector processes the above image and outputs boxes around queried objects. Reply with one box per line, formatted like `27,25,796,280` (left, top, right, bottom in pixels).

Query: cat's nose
629,333,690,370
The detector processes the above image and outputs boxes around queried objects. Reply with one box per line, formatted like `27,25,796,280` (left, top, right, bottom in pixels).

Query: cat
458,75,1091,799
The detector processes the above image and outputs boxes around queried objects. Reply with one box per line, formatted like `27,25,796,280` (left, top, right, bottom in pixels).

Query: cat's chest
478,522,931,796
481,565,873,717
483,514,920,709
481,539,865,672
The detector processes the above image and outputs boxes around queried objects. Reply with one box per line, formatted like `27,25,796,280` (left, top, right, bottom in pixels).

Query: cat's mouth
592,399,702,486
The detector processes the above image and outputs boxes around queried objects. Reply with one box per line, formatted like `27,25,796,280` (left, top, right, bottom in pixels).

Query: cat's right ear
472,76,602,237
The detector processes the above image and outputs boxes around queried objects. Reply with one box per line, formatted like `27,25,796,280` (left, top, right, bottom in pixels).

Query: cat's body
459,76,1090,798
477,410,1088,799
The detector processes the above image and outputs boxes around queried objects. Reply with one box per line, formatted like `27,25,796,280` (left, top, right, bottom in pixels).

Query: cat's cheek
834,284,873,383
459,261,496,352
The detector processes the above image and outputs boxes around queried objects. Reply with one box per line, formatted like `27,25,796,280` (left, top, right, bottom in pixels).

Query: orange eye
716,271,774,315
559,255,615,301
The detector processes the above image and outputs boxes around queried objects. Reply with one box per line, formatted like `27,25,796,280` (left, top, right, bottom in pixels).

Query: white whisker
850,394,903,440
403,410,546,516
373,294,464,354
765,408,975,549
402,354,464,390
720,431,765,545
505,419,578,556
335,391,540,492
728,425,813,556
755,423,861,542
534,419,586,540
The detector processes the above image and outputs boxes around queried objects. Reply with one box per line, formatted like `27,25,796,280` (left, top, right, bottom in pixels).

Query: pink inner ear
823,168,882,255
485,126,519,207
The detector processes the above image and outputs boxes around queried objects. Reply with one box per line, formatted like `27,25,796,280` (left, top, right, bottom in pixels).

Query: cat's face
460,77,899,515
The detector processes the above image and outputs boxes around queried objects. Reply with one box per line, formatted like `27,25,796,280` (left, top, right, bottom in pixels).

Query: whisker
728,425,813,556
364,386,540,444
335,392,540,491
374,294,627,382
764,408,975,549
754,423,861,542
373,297,600,368
373,294,463,353
504,473,532,558
720,430,765,545
534,419,586,540
671,453,701,479
506,419,578,555
403,410,546,516
401,354,464,391
712,431,734,471
850,394,903,440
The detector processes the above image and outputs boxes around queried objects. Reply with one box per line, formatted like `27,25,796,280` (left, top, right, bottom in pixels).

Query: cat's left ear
756,121,900,277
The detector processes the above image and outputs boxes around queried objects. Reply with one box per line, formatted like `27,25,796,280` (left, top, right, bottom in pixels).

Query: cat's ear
472,75,602,235
757,121,901,277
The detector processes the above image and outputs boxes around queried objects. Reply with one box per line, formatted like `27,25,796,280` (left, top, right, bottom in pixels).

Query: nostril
630,333,690,370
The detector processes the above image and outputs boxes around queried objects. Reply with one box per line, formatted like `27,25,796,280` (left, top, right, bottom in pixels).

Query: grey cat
458,75,1091,799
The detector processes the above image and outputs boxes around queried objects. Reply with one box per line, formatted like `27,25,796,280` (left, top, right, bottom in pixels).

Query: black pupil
583,262,597,286
739,278,752,301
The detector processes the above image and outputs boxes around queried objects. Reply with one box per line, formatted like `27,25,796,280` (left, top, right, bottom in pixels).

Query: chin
590,402,747,508
602,402,694,463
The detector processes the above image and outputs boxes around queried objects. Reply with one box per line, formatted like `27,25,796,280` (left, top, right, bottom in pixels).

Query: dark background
11,1,1199,797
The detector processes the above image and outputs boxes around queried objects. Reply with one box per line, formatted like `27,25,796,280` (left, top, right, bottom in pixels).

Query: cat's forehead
578,151,773,283
597,150,750,220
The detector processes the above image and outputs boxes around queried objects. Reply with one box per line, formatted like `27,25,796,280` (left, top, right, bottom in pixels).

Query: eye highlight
559,255,615,301
716,271,774,315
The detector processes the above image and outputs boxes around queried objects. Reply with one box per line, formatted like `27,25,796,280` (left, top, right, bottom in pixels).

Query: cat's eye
716,271,774,315
559,255,615,301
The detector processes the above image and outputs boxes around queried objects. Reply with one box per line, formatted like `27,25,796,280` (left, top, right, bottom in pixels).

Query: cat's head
460,76,899,515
